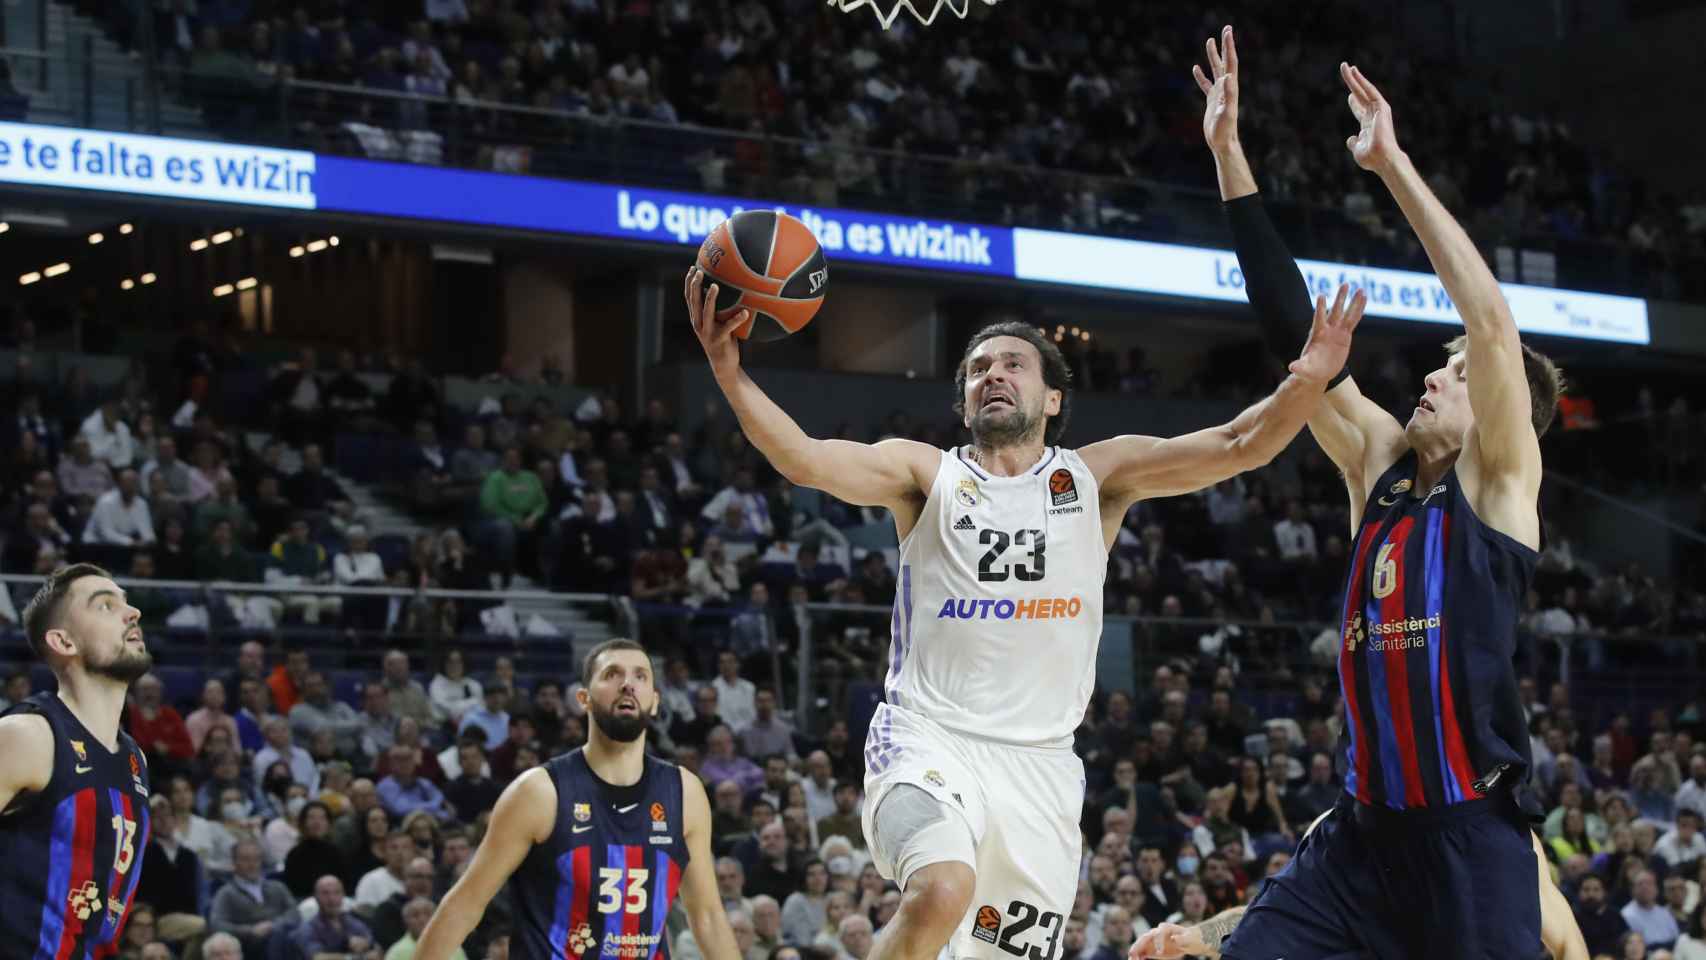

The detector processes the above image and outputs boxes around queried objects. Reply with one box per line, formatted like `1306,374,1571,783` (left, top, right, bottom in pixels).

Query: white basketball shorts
861,702,1085,960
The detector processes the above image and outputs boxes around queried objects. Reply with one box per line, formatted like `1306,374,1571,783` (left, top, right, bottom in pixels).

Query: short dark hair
580,638,650,687
1443,335,1565,437
953,322,1074,445
22,563,112,661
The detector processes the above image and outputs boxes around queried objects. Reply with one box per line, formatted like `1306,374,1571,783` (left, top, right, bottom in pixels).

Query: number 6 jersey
884,446,1107,748
0,692,152,960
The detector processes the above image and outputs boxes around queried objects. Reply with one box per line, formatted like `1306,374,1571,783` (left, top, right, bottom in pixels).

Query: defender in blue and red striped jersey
1133,29,1589,960
414,640,741,960
1,564,155,960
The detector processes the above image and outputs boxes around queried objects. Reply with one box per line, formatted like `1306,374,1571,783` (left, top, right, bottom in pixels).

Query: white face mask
222,801,251,821
286,796,309,819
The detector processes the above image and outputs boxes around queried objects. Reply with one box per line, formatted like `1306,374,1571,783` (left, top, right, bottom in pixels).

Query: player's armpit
0,714,53,814
792,437,937,512
413,769,555,960
677,770,743,960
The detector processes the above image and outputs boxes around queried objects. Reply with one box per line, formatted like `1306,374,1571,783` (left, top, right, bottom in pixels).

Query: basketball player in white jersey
685,267,1365,960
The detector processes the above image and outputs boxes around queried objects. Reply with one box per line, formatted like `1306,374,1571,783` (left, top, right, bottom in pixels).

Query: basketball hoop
826,0,1001,30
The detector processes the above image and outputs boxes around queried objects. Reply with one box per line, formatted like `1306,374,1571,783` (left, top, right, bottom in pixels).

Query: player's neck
583,733,647,786
56,671,129,753
1410,432,1461,493
968,439,1047,478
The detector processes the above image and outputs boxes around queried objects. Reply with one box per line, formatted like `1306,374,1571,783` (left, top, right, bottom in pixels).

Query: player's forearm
1210,140,1258,202
412,890,486,960
1226,373,1329,470
1194,906,1246,957
712,366,819,484
686,907,744,960
1373,153,1516,345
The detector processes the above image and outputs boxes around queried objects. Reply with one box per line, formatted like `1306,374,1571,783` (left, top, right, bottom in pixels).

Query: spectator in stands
478,444,547,588
265,648,311,717
141,436,192,500
817,782,863,851
210,838,298,956
128,672,195,773
1623,869,1680,950
297,874,378,960
194,516,263,582
452,424,498,488
1680,755,1706,822
135,794,209,946
381,649,438,728
687,535,740,607
488,714,537,784
1657,809,1706,868
672,683,724,749
458,684,512,750
256,714,320,793
837,913,874,960
194,474,256,544
267,516,341,625
6,501,73,572
713,650,758,733
286,443,350,517
745,820,803,903
370,856,439,949
701,466,774,539
292,670,366,756
702,725,764,797
80,399,136,469
186,677,241,754
83,466,155,546
56,435,114,503
444,736,501,815
336,525,389,630
285,800,347,898
355,830,416,913
378,744,453,820
430,650,484,726
1574,873,1627,956
741,689,795,761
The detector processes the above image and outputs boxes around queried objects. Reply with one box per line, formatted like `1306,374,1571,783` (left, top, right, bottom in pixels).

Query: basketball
695,210,828,341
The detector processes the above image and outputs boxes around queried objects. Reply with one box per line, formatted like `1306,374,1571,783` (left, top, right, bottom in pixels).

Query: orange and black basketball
695,210,828,341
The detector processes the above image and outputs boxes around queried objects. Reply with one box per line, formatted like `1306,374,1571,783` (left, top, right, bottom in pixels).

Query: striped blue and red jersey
0,692,152,960
510,749,687,960
1335,451,1539,813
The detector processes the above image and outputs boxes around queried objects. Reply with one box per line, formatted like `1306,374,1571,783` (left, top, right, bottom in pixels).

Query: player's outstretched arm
676,770,743,960
1340,63,1541,490
1085,285,1365,507
1193,27,1405,523
414,769,556,960
0,713,52,813
684,268,936,514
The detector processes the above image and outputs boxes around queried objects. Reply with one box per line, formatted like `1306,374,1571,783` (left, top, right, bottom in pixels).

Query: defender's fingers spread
1193,64,1212,96
1225,26,1238,73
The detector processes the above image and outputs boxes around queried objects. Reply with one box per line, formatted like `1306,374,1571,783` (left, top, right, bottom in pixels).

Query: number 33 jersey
0,692,152,960
884,446,1107,748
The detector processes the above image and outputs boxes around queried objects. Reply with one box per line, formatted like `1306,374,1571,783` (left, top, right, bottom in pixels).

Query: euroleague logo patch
699,236,725,270
1048,468,1078,507
972,905,1001,944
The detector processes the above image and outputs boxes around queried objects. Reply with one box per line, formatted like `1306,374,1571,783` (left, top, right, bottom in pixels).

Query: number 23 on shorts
972,900,1062,960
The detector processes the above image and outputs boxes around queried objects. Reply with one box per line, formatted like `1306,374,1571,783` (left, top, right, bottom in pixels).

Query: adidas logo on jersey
953,515,975,531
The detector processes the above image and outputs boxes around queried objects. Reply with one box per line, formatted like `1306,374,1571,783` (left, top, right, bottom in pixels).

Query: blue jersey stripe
1363,597,1408,808
649,851,670,946
1422,510,1461,803
601,844,626,946
33,792,78,960
549,849,576,956
901,565,913,667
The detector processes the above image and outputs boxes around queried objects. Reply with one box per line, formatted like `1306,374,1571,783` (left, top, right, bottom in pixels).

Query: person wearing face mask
210,838,300,957
1173,841,1202,884
265,783,313,862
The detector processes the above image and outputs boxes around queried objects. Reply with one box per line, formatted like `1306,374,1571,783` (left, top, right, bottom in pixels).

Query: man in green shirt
477,446,546,588
267,517,340,624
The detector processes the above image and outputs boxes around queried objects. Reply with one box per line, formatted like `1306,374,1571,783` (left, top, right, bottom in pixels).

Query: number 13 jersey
884,446,1107,748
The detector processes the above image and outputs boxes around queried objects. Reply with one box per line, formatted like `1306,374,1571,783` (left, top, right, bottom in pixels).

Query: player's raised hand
1192,25,1240,155
1129,921,1208,959
1341,62,1403,173
1290,283,1367,384
684,267,748,377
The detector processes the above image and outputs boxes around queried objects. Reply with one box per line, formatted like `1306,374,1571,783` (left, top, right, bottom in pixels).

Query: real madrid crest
956,478,979,508
573,802,592,823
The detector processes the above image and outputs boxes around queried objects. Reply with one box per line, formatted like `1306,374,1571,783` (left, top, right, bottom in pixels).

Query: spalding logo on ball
696,210,828,341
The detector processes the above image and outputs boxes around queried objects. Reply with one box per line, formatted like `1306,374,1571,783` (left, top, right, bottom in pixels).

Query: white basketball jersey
883,445,1106,747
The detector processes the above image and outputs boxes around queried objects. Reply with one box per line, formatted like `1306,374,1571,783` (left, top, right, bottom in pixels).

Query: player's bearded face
589,686,650,743
84,624,153,683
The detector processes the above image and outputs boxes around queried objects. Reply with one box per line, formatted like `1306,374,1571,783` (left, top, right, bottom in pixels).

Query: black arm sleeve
1225,194,1350,387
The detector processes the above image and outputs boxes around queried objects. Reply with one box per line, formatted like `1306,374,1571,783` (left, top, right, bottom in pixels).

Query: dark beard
969,403,1040,448
589,701,649,743
87,644,154,684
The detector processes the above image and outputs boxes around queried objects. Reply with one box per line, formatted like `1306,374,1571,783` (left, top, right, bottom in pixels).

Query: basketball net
826,0,1001,30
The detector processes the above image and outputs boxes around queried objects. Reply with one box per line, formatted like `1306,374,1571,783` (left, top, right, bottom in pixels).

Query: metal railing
0,36,1700,303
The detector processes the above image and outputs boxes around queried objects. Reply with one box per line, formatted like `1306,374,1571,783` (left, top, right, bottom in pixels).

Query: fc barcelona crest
573,802,592,823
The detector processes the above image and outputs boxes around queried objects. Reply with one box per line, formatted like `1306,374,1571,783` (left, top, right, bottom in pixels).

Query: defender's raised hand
684,267,748,378
1341,62,1403,173
1290,283,1367,384
1192,25,1241,155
